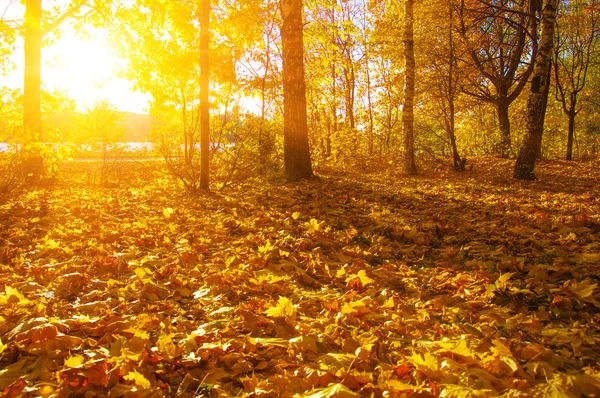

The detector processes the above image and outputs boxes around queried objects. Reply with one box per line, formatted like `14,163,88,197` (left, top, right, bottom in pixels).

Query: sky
0,0,150,114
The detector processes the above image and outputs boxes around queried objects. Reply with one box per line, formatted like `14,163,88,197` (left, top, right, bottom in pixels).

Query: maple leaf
345,270,374,287
382,296,395,308
303,383,359,398
0,286,30,305
264,296,296,322
64,355,85,368
162,207,174,218
123,370,151,389
408,352,441,378
290,335,318,355
439,384,493,397
385,380,421,392
305,218,322,233
495,272,514,290
568,279,597,298
341,298,372,316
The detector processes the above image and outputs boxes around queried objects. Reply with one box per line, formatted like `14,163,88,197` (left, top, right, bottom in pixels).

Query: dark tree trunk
403,0,417,174
24,0,42,143
280,0,313,181
497,95,511,157
514,0,558,180
514,92,546,178
449,101,464,171
446,0,464,172
566,107,575,160
199,0,210,190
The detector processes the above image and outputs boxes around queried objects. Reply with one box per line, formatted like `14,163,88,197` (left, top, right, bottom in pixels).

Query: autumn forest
0,0,599,396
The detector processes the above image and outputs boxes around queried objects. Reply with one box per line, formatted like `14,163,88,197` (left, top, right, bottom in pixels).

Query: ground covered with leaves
0,156,599,397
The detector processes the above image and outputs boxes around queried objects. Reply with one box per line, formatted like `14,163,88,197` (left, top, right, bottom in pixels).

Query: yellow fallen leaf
264,296,296,320
440,384,492,397
124,370,151,389
495,272,514,289
306,218,321,232
0,338,6,354
3,286,30,305
341,298,371,316
64,354,85,368
357,270,374,286
292,212,301,220
385,380,420,392
163,207,174,218
408,352,440,378
345,270,374,286
382,297,395,308
569,279,597,298
304,383,359,398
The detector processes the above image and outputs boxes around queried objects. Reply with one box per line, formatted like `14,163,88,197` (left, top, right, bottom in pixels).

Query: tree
113,0,225,192
403,0,417,174
280,0,313,181
514,0,559,179
1,3,19,74
200,0,210,190
0,87,23,141
553,0,599,160
23,0,42,143
79,98,124,163
23,0,101,144
421,0,466,171
457,0,536,157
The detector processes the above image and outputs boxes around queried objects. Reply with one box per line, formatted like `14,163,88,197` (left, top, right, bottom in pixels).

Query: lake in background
0,142,155,153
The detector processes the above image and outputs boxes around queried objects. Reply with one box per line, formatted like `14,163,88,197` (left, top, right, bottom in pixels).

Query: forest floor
0,156,599,397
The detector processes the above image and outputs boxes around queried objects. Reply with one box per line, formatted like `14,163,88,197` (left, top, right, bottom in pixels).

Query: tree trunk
447,0,463,172
259,43,271,172
199,0,210,191
328,61,336,158
402,0,417,174
280,0,313,181
24,0,42,143
566,108,575,160
448,96,463,171
497,95,511,157
514,0,558,180
365,54,374,156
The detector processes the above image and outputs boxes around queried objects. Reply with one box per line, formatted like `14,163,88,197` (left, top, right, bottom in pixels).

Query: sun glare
45,31,149,113
0,22,149,114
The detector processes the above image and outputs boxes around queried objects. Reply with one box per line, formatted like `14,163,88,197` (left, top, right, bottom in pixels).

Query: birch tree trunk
280,0,313,181
514,0,558,180
403,0,417,174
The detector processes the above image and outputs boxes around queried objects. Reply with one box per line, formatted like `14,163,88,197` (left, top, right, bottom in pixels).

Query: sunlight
0,24,149,113
239,96,262,115
44,32,149,113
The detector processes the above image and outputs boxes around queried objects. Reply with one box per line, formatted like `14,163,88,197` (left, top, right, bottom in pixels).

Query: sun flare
0,23,149,113
42,32,149,113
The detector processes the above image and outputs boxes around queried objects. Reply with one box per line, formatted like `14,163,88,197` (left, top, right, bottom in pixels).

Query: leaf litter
0,156,599,397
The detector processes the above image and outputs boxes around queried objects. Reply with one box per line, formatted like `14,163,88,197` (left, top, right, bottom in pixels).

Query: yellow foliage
265,297,296,321
124,370,151,389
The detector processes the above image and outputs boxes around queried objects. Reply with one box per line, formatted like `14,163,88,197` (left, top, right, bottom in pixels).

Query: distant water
0,142,154,152
119,142,153,151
